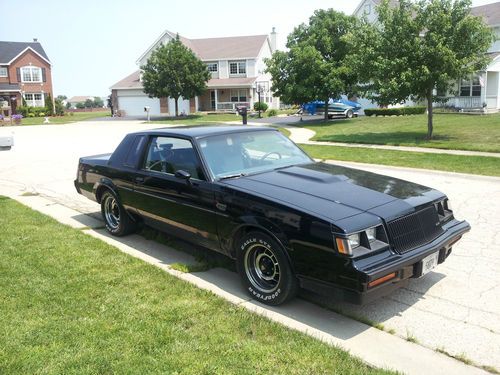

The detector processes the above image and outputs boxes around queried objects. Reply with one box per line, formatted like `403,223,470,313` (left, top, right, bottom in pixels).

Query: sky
0,0,497,98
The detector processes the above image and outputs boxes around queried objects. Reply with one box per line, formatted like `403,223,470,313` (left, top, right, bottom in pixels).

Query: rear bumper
299,219,470,304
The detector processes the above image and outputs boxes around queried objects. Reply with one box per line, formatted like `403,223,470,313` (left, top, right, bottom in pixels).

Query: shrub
44,94,54,116
28,113,35,117
54,98,65,116
16,105,30,117
39,112,46,117
253,102,268,112
364,106,426,116
267,109,278,117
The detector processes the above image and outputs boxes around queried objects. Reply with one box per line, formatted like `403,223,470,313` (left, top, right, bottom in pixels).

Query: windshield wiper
218,173,246,180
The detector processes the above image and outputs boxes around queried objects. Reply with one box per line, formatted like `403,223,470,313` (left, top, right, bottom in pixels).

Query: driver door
132,135,219,251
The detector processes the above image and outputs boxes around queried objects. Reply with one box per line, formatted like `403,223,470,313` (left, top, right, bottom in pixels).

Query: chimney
33,38,38,42
270,27,277,53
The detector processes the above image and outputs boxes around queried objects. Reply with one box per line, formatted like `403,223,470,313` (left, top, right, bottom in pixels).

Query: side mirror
175,170,191,180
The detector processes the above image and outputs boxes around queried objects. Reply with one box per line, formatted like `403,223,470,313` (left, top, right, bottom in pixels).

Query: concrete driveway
1,121,499,371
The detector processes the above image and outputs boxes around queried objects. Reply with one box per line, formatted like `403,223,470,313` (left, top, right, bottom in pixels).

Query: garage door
117,95,161,116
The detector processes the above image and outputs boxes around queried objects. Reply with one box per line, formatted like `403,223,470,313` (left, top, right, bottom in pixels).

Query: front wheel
236,232,297,305
346,109,353,118
100,190,136,236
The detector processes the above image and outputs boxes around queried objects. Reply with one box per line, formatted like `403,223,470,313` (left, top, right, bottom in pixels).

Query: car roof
132,125,277,139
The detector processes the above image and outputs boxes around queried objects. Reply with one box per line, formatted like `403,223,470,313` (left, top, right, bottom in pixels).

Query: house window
21,66,42,82
364,4,371,15
460,75,481,97
207,62,218,72
230,89,247,102
0,67,7,77
229,61,246,75
24,92,44,107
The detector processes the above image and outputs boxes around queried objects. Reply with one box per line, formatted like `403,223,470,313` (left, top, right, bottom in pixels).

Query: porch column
214,89,218,111
480,72,487,111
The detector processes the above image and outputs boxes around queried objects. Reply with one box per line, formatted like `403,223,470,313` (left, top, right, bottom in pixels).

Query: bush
54,98,65,116
267,109,278,117
16,105,30,117
28,113,35,117
39,112,46,117
364,106,426,116
253,102,268,112
44,94,54,116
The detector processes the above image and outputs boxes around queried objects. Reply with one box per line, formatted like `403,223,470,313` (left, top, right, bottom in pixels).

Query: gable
0,42,50,65
136,31,269,66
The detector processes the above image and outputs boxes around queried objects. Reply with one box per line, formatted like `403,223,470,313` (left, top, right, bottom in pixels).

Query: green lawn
0,196,391,375
301,113,500,152
16,111,110,126
300,144,500,177
150,113,242,125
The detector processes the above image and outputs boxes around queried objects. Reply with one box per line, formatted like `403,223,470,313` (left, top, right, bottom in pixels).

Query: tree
266,9,359,120
56,95,67,101
141,35,210,116
350,0,494,138
84,99,93,108
93,96,104,108
76,102,85,109
65,102,72,110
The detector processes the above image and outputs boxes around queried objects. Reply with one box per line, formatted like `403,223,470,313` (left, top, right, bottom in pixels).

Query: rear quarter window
123,135,147,168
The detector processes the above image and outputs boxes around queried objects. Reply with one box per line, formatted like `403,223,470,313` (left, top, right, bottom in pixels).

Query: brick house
0,39,53,115
110,29,278,117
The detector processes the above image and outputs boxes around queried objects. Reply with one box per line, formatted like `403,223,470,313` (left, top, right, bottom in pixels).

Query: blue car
303,98,361,118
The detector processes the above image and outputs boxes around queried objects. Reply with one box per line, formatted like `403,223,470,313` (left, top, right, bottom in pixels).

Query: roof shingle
471,1,500,26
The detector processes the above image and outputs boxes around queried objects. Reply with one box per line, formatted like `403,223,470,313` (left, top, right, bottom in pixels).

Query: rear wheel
236,232,297,305
100,190,136,236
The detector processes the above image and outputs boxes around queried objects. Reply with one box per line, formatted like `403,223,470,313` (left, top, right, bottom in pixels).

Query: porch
436,70,500,112
198,87,252,112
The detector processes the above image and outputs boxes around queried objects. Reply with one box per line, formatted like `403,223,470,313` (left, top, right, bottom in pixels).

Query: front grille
386,206,443,254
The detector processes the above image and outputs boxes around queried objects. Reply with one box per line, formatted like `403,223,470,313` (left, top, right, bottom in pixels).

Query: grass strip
0,196,392,375
300,144,500,177
302,113,500,153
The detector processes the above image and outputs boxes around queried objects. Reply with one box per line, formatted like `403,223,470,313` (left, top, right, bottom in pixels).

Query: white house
110,29,278,117
353,0,500,112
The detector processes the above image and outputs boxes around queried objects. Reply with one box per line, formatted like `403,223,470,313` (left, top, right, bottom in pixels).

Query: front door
133,135,219,250
210,91,216,111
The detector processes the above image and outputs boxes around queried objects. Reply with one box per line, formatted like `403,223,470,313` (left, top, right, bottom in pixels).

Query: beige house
110,29,278,117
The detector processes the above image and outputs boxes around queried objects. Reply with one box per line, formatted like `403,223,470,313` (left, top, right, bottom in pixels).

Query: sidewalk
2,191,489,375
286,126,500,158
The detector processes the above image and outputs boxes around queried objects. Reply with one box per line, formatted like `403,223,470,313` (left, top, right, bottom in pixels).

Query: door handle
135,176,145,184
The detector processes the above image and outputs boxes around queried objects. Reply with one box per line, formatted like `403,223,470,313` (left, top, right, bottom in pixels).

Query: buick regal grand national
74,126,470,305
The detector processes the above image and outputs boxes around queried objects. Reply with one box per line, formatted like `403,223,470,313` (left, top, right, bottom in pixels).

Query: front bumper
299,219,470,304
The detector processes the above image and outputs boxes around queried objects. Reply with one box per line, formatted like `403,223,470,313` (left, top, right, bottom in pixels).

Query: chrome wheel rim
104,196,120,230
244,244,280,293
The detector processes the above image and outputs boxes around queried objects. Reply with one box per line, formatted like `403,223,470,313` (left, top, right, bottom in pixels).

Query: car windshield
198,130,313,179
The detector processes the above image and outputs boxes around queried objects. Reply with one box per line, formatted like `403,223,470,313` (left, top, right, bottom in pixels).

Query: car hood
222,163,445,223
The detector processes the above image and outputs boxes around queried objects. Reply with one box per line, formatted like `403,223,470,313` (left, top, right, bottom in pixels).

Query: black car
74,126,470,305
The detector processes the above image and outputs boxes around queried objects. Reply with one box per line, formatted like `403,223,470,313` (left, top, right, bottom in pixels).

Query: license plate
420,252,439,277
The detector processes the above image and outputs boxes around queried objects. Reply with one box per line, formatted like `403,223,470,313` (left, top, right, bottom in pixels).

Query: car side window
124,135,147,168
143,136,205,180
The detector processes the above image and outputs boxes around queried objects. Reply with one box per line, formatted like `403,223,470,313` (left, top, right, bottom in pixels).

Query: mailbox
236,105,248,125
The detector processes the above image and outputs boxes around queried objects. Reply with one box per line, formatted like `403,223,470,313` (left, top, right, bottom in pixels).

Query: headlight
435,198,453,222
335,225,389,256
348,233,360,248
366,227,376,242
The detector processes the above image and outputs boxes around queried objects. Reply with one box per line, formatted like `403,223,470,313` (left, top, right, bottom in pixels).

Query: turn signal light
336,238,350,255
368,272,397,288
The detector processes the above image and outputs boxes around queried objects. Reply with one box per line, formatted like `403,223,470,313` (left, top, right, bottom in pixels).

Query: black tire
236,231,297,305
346,109,353,118
100,190,137,236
